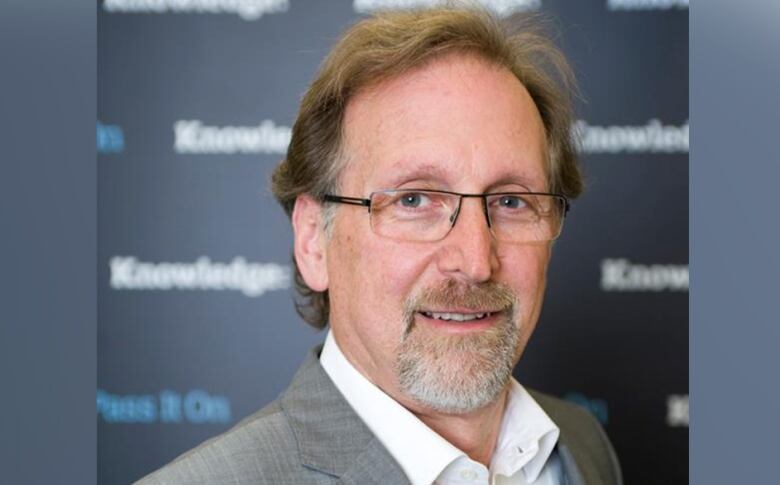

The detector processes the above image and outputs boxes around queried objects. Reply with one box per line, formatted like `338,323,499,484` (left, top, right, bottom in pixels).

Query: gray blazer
137,347,622,485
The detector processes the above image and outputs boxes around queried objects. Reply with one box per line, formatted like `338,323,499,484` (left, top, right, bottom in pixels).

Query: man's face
325,53,552,414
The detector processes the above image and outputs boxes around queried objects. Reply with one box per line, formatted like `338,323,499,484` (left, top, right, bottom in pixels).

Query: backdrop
97,1,688,483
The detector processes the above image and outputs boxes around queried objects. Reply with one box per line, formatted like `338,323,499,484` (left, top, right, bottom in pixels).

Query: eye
398,192,430,208
497,195,527,209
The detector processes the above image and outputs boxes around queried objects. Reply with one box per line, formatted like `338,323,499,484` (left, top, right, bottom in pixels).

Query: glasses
323,189,569,243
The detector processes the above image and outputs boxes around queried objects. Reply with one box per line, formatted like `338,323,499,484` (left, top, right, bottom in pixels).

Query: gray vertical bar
691,1,780,483
0,0,96,483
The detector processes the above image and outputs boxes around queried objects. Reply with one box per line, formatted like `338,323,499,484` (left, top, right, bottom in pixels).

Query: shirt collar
320,330,559,484
491,379,560,481
320,331,459,485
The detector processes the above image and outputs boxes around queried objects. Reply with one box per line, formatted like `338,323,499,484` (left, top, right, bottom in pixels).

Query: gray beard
395,280,520,414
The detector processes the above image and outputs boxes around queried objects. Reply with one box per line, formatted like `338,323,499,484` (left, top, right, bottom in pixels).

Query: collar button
459,469,478,480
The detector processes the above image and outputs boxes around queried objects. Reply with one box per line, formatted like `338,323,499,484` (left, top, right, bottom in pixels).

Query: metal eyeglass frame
322,188,570,241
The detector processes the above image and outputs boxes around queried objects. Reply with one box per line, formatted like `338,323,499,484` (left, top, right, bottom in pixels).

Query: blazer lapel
280,347,410,484
557,442,586,485
338,439,411,485
556,431,607,485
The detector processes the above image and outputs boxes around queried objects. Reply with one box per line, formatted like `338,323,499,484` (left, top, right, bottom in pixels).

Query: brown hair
271,6,582,329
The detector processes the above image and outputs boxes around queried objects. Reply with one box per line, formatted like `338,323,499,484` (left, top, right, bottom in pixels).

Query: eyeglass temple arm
323,195,371,208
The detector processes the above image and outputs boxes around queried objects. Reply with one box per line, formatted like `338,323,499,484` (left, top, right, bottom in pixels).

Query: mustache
411,279,516,311
402,280,517,332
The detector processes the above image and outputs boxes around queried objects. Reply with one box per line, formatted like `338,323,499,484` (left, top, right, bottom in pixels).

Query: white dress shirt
319,331,563,485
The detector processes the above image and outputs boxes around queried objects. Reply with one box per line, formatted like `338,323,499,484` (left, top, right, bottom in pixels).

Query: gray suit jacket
137,347,622,485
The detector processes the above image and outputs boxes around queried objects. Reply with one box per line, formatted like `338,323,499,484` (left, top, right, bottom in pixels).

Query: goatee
395,280,520,414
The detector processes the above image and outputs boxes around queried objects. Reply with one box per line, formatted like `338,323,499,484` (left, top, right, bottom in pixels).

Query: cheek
497,246,550,354
497,245,551,306
359,237,434,306
328,218,434,327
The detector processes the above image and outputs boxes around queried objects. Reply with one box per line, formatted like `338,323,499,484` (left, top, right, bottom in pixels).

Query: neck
410,389,509,467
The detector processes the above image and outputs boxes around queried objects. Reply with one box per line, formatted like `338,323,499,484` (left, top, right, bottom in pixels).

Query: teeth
421,311,491,322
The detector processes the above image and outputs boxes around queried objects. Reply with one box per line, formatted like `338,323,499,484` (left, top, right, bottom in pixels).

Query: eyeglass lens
369,190,564,243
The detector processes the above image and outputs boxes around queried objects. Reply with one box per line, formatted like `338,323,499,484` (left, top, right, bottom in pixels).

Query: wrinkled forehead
338,53,549,194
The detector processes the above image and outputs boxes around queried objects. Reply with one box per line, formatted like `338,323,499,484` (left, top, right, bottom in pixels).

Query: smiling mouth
418,310,498,322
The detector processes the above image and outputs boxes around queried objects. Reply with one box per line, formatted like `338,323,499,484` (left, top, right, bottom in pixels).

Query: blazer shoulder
134,399,309,485
528,389,624,485
528,389,599,435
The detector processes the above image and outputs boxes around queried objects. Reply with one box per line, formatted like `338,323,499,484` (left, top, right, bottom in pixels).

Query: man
139,6,622,485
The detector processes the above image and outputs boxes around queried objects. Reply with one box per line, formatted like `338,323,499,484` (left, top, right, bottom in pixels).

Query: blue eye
498,195,526,209
400,192,426,208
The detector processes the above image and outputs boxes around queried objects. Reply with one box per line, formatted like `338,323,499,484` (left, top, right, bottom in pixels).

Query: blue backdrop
98,1,688,483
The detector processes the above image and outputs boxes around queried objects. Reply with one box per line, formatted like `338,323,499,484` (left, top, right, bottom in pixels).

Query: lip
414,308,507,333
418,307,505,315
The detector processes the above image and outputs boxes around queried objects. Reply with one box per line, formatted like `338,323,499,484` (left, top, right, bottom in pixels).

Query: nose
435,197,499,283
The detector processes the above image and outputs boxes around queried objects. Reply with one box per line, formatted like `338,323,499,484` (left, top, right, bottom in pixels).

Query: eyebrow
380,161,541,192
484,176,537,193
381,162,451,188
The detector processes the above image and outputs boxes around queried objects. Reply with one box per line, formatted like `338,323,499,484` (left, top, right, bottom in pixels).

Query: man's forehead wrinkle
341,86,428,194
380,162,452,189
341,89,386,193
340,52,548,194
374,158,543,193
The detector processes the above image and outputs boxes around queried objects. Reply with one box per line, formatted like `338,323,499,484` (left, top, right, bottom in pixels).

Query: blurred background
97,0,688,483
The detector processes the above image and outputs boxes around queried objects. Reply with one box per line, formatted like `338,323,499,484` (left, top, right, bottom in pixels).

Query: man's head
272,6,581,413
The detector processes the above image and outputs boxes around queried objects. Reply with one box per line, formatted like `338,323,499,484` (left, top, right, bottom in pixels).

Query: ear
292,195,329,292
